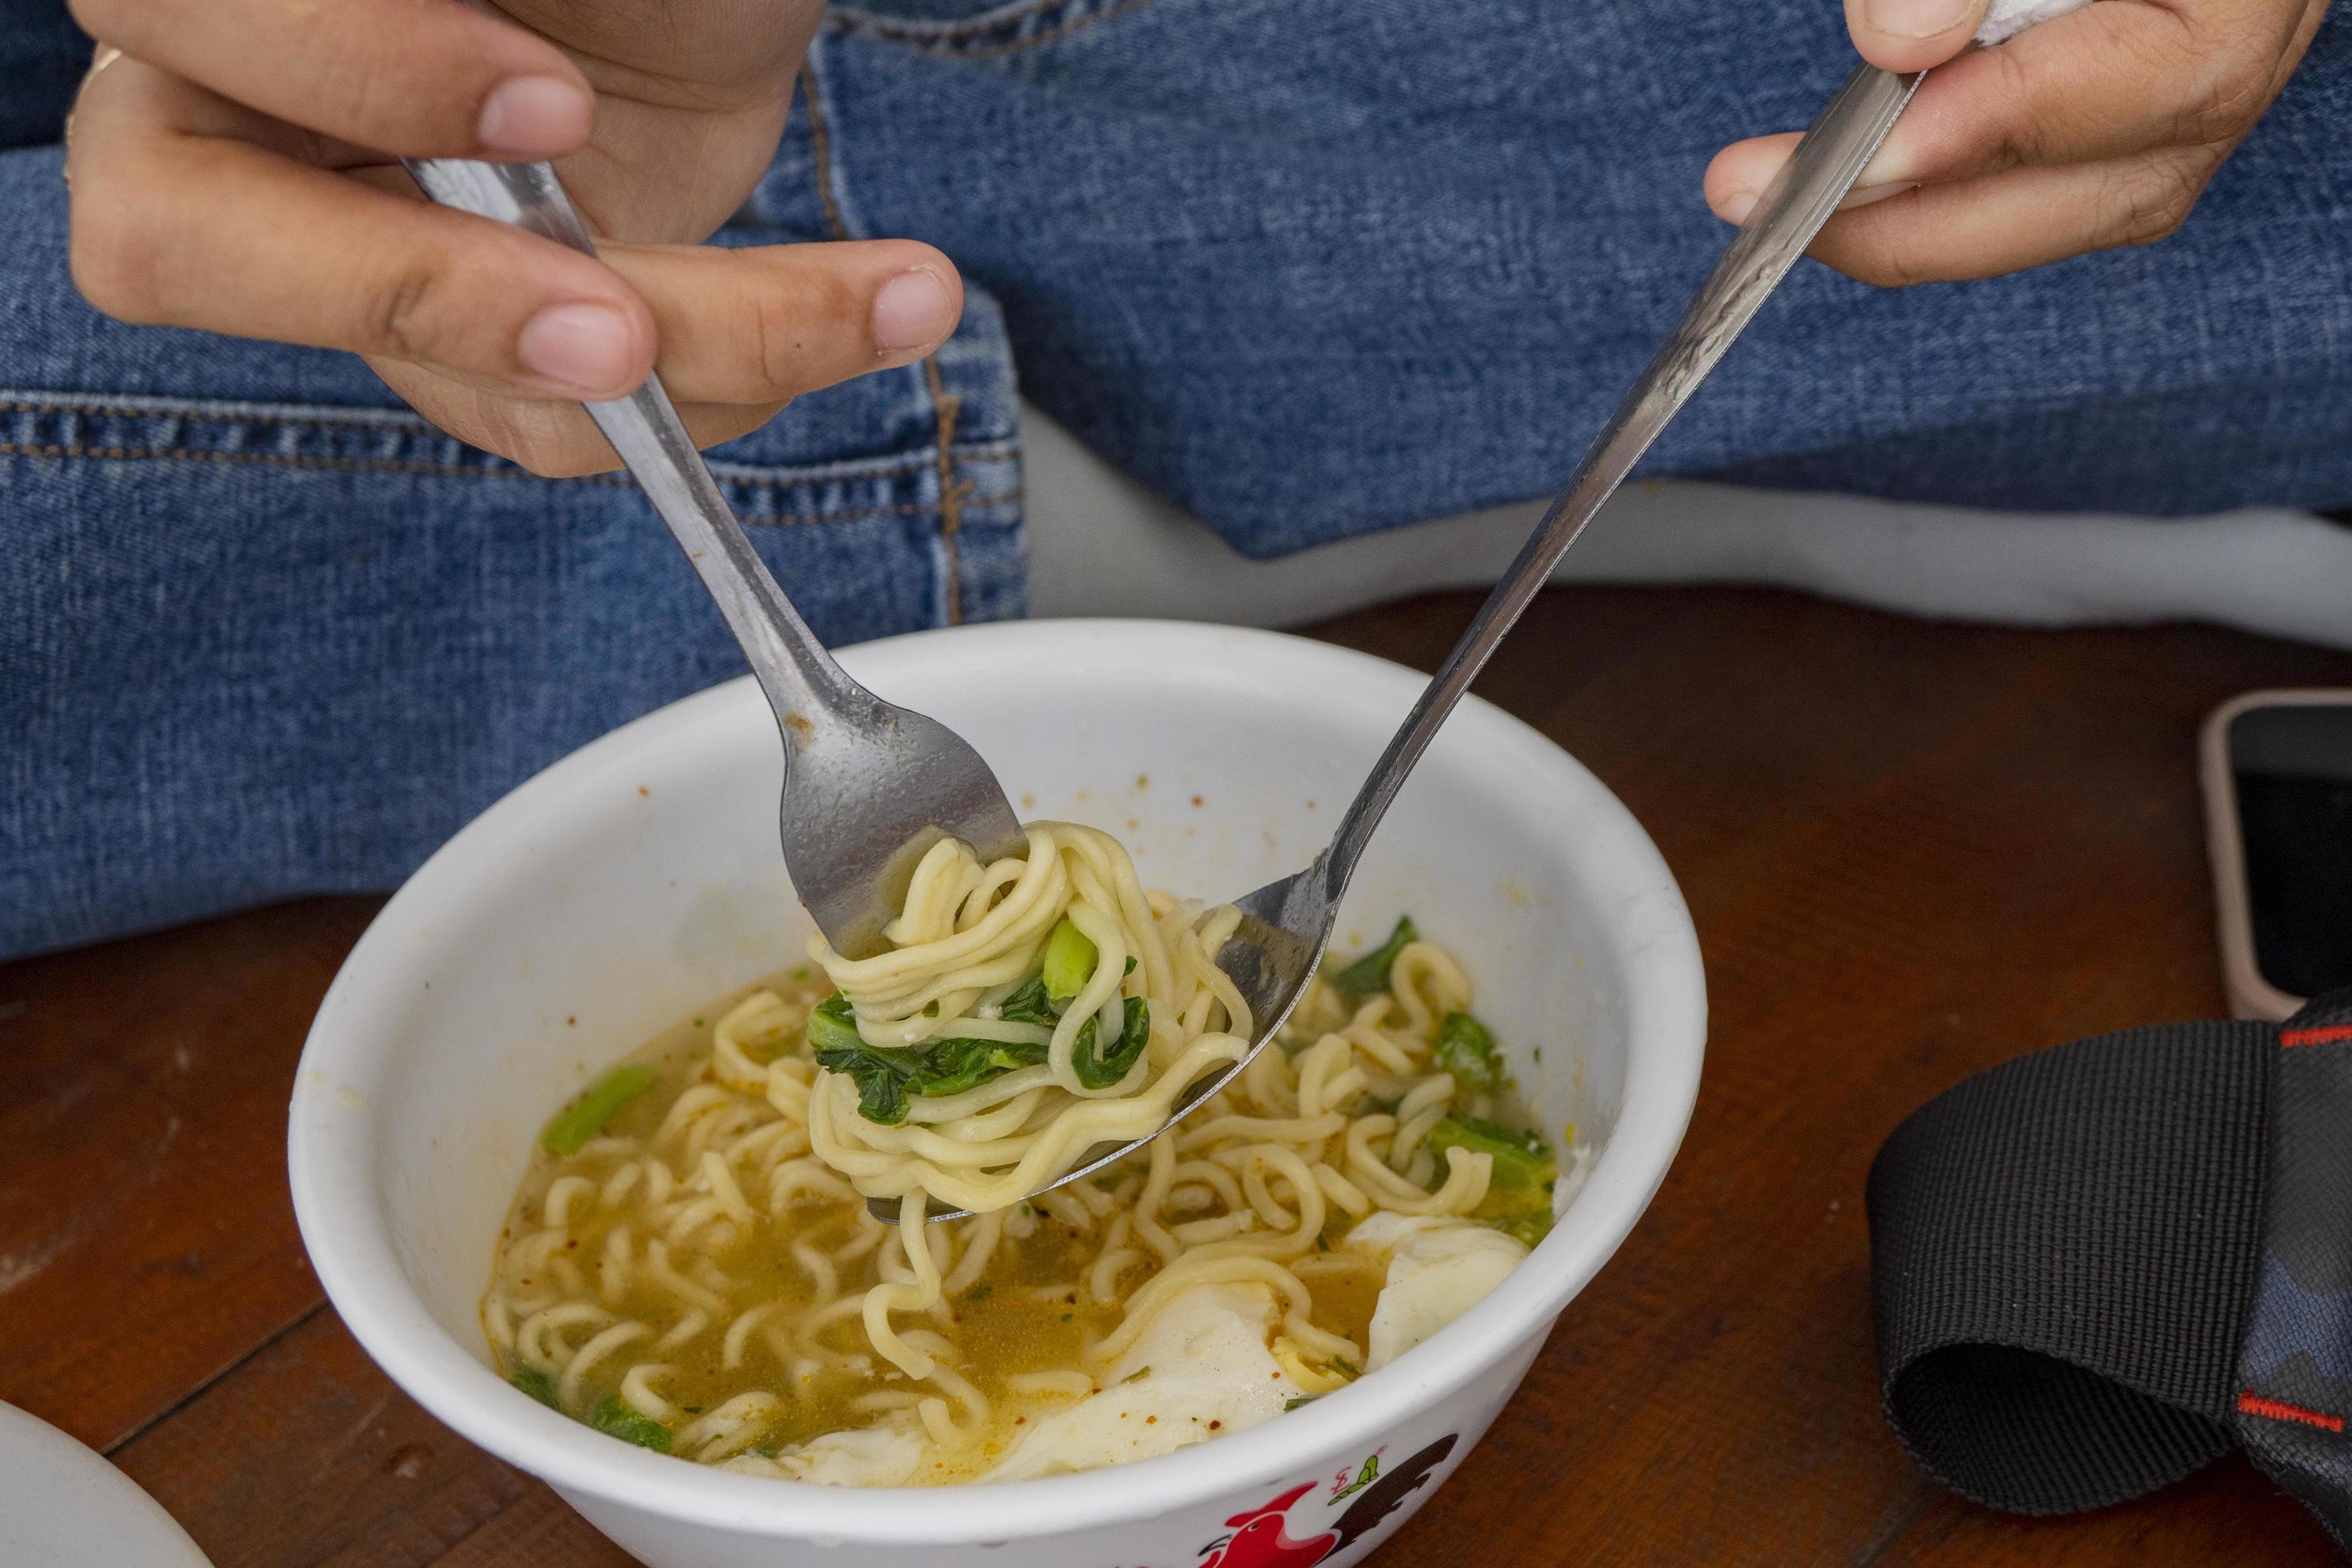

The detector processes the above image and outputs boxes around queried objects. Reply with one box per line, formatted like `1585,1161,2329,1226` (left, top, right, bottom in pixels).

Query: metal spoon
414,59,1914,1224
873,61,1921,1222
403,158,1026,961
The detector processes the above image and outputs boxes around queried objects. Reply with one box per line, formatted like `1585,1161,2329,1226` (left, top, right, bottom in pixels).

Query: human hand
1705,0,2329,285
63,0,963,475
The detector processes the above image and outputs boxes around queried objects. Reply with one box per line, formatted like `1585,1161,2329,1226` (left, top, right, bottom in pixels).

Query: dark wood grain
4,585,2347,1567
0,898,378,1450
110,1306,631,1568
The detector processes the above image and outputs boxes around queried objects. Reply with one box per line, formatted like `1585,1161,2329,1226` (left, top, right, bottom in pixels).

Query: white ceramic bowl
289,619,1704,1568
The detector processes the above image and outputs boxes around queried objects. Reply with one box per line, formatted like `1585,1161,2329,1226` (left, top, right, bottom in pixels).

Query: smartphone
2200,690,2352,1021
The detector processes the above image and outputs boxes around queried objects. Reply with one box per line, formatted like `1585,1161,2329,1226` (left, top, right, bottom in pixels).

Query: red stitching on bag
2238,1392,2346,1433
2282,1026,2352,1049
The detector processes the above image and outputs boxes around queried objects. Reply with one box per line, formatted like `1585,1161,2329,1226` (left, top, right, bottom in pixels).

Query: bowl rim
288,618,1706,1544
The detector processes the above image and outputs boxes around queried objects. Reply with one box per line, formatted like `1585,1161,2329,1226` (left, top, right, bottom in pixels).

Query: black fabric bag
1869,986,2352,1553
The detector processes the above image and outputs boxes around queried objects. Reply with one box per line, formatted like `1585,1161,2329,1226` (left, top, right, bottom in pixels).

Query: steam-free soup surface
484,922,1571,1485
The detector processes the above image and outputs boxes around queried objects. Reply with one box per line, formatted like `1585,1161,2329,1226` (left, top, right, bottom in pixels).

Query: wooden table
6,584,2347,1567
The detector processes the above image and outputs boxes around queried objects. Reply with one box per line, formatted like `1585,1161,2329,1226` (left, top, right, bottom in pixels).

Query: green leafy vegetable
814,1042,918,1124
1426,1114,1557,1246
588,1397,673,1452
905,1035,1050,1099
1433,1010,1506,1094
1001,955,1130,1026
1042,918,1098,1002
1426,1111,1548,1162
812,992,1053,1124
1283,1395,1320,1412
1071,997,1152,1090
1330,915,1418,996
806,991,866,1057
510,1366,561,1410
998,974,1057,1026
811,993,926,1124
540,1064,660,1156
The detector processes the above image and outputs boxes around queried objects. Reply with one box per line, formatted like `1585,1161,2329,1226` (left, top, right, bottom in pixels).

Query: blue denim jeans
6,0,2351,958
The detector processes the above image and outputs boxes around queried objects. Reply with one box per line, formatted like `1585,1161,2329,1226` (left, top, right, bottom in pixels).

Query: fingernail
871,267,955,356
518,302,635,394
1838,180,1920,210
1716,188,1760,226
1864,0,1971,38
479,75,592,158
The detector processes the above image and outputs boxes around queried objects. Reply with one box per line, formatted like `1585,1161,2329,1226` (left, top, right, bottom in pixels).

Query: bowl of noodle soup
289,618,1704,1568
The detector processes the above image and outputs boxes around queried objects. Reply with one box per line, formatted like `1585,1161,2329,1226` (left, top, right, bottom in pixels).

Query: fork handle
1318,62,1921,900
400,158,871,729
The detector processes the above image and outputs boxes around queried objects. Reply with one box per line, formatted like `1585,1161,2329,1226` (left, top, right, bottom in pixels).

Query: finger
1709,0,2290,226
70,63,652,398
1802,146,2223,286
1709,132,1915,226
1856,0,2286,188
605,240,963,405
1844,0,1992,74
371,238,968,478
69,0,593,160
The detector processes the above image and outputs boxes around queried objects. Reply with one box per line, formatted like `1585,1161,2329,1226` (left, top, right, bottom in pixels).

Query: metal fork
404,158,1026,962
412,58,1915,1224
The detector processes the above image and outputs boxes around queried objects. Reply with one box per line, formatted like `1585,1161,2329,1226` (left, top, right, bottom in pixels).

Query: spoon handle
401,158,869,726
1318,62,1920,902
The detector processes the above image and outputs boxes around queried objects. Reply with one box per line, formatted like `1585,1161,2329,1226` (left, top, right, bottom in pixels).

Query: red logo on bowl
1196,1435,1458,1568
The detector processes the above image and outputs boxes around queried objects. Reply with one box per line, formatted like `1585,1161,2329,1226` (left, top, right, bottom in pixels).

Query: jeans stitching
829,0,1088,43
829,0,1159,60
0,398,441,430
0,441,627,485
0,397,1021,465
4,396,1016,479
0,440,1019,527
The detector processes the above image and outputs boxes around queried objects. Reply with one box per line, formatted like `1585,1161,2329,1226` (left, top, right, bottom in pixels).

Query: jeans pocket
0,383,1024,958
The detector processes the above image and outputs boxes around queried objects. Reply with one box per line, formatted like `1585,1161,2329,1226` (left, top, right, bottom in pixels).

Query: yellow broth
484,942,1551,1482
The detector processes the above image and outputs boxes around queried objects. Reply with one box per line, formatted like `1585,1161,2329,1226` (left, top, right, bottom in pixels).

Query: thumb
1845,0,1992,74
